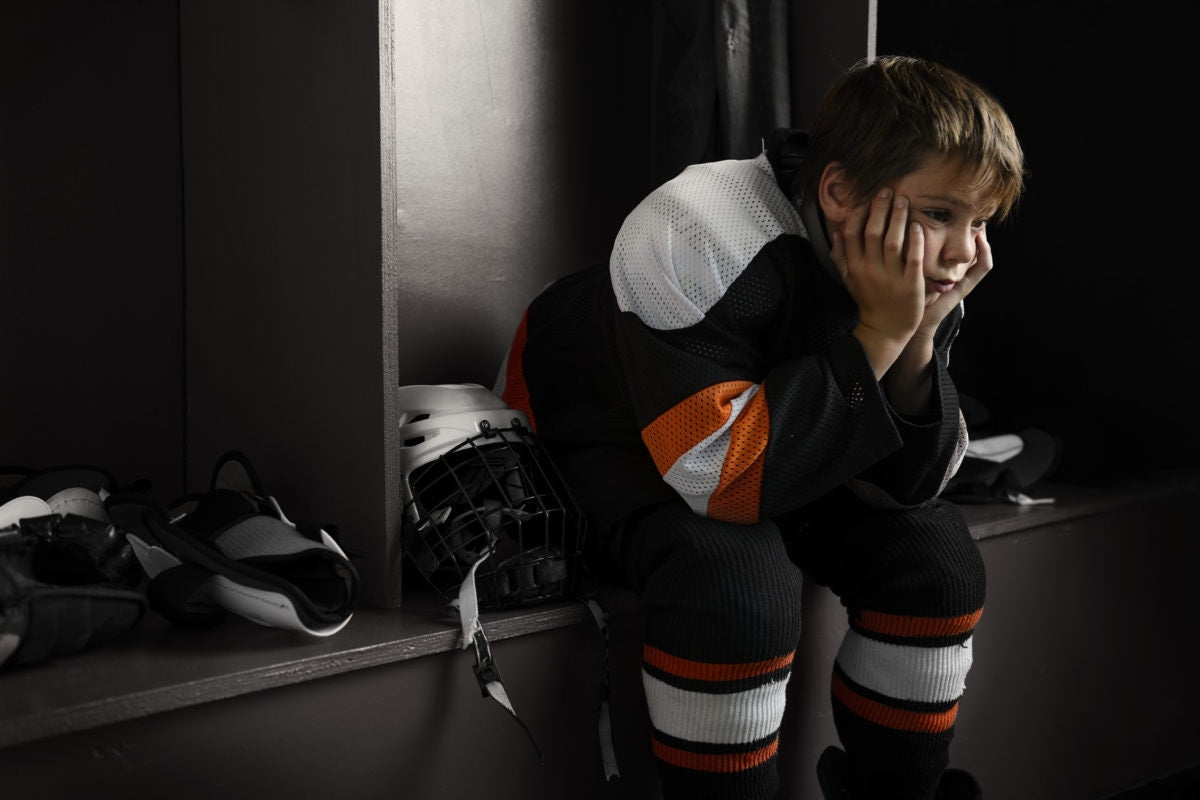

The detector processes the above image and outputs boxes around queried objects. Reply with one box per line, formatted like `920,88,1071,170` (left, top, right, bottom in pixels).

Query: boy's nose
941,232,976,267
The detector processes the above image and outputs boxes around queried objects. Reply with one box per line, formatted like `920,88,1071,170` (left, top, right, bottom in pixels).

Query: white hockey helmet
397,384,584,608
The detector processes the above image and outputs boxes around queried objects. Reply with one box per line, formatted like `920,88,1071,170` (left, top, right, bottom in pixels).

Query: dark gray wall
0,1,184,497
180,1,397,603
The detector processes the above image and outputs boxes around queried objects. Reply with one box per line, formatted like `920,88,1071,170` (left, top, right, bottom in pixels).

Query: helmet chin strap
449,554,542,761
450,554,623,781
395,384,598,770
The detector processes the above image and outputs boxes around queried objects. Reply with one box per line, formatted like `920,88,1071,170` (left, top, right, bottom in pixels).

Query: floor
1104,765,1200,799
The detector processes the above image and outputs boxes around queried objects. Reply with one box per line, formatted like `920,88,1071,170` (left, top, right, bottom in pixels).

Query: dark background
878,0,1197,485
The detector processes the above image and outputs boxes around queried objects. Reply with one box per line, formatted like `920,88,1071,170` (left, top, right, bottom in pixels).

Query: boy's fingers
841,198,871,269
948,262,986,305
974,227,993,273
948,230,993,301
905,221,924,281
959,229,993,295
863,188,893,258
885,195,910,270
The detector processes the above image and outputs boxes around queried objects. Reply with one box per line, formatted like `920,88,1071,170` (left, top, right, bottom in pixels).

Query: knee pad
627,506,804,654
859,500,985,621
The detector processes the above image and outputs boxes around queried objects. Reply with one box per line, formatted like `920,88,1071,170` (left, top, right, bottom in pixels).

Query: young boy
495,55,1024,799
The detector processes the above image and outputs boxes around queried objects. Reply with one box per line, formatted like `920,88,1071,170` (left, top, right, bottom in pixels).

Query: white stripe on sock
642,670,788,745
836,629,973,703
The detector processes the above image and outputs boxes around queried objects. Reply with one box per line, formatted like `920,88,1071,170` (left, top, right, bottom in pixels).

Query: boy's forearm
881,332,935,417
850,324,937,417
851,323,909,382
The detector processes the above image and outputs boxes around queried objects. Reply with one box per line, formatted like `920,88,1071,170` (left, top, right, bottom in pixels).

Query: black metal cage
401,421,585,609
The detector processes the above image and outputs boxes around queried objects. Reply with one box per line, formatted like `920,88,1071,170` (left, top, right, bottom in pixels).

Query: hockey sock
647,643,794,800
828,502,985,799
624,504,804,800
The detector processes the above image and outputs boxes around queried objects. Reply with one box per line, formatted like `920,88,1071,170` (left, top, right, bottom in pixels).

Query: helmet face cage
401,418,585,609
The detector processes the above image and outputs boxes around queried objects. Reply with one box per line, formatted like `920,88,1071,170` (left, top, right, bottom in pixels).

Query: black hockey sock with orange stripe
826,502,986,799
622,504,805,800
646,644,794,800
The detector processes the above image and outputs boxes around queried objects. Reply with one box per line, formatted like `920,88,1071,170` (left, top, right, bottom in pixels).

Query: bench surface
3,468,1197,752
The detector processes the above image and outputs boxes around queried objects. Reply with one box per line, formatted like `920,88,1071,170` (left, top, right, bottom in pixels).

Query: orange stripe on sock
651,736,779,773
643,645,793,682
854,608,983,638
832,672,958,733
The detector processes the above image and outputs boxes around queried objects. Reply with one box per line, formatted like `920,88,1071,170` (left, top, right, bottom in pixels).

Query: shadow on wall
399,294,512,388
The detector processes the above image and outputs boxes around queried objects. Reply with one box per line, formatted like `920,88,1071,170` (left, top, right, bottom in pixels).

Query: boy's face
883,157,995,305
821,155,997,306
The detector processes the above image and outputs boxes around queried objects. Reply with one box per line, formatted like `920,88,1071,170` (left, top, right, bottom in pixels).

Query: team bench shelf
2,469,1198,800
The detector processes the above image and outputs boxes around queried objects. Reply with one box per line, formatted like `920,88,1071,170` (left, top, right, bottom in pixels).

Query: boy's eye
922,209,951,223
971,218,988,230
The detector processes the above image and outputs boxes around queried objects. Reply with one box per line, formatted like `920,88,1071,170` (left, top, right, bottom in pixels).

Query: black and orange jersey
496,152,966,535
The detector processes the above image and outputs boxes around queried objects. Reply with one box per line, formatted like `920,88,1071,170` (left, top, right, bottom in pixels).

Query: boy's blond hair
795,55,1025,222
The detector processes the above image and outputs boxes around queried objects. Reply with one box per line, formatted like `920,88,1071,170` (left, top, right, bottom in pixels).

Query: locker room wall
0,1,186,498
3,0,872,606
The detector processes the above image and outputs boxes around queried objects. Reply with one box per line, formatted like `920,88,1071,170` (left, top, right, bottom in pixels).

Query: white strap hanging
449,555,542,760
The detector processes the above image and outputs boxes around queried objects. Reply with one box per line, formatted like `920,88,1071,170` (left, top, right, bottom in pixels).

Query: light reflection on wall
388,1,651,386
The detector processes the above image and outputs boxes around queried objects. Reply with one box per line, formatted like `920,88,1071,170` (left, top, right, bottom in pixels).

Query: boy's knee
630,510,804,652
868,501,986,616
650,516,801,597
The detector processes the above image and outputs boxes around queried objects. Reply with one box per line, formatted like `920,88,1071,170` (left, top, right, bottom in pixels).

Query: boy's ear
818,162,855,224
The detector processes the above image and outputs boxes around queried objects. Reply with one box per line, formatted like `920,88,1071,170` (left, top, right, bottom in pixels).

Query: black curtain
651,0,791,185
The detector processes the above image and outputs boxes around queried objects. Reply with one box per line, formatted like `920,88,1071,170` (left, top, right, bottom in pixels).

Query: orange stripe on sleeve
498,311,535,429
708,389,770,523
832,672,958,733
854,608,983,639
640,381,755,475
643,644,793,683
651,737,779,773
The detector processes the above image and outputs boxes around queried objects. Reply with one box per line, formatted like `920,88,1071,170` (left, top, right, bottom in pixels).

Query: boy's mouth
926,278,956,294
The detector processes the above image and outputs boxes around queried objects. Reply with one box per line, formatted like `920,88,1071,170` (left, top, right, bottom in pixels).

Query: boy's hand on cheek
918,226,994,337
832,187,926,345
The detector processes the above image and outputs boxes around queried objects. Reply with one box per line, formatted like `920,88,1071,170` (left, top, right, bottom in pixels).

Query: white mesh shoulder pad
610,152,805,331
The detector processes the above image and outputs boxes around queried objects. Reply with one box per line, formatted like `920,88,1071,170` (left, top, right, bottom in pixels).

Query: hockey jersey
496,148,966,536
